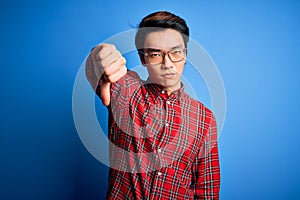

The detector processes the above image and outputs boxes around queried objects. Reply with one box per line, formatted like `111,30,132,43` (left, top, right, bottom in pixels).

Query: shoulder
183,93,217,136
181,92,214,120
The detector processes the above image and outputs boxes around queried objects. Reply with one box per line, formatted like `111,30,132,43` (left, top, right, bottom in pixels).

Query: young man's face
141,28,186,94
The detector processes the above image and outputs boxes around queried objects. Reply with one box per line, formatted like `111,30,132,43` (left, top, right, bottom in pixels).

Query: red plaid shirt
86,61,220,199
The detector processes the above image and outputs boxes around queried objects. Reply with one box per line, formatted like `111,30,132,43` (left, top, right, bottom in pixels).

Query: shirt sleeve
192,114,221,199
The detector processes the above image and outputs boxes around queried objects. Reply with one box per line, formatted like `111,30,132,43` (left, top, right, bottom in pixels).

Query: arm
85,43,127,106
192,114,221,199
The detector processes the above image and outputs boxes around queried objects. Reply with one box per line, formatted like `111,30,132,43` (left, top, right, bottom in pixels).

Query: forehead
143,28,185,50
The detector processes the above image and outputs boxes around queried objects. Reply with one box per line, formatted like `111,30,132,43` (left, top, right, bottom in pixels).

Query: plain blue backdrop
1,0,300,199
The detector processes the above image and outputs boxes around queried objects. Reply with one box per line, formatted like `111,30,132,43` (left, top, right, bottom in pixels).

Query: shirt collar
143,79,185,101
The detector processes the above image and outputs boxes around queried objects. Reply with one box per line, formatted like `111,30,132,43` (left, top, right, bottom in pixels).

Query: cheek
147,67,160,78
176,64,185,74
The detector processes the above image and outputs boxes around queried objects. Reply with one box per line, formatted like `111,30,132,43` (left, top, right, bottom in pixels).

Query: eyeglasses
140,48,187,65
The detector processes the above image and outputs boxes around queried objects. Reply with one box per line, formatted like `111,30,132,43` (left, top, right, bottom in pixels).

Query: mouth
161,73,176,79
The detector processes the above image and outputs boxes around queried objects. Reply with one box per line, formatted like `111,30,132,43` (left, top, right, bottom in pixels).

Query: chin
162,82,179,90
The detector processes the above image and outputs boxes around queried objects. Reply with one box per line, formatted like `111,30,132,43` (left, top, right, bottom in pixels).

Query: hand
90,43,127,106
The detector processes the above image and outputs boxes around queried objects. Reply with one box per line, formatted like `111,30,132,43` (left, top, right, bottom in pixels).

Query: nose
162,54,173,69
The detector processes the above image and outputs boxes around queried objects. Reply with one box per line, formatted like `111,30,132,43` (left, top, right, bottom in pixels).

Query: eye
148,52,161,58
171,50,183,55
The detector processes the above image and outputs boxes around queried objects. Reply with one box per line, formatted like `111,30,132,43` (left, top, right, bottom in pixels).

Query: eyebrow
170,45,184,50
146,45,184,52
147,48,161,52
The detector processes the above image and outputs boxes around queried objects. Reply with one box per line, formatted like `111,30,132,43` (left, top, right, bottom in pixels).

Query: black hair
135,11,190,50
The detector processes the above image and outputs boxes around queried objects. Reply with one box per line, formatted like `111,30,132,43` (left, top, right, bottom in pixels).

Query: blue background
1,0,300,199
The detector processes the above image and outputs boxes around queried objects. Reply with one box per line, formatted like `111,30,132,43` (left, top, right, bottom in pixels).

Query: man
86,11,220,200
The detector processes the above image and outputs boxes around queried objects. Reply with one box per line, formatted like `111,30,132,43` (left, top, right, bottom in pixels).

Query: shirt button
165,123,169,127
157,172,162,176
162,90,165,94
166,100,170,105
157,148,161,153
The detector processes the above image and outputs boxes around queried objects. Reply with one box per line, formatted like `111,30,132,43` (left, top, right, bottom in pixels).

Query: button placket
165,99,172,129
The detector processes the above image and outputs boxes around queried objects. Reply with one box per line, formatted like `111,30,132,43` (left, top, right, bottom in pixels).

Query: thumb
101,82,111,106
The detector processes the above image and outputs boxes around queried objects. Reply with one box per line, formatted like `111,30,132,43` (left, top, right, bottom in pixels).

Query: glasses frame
139,48,187,65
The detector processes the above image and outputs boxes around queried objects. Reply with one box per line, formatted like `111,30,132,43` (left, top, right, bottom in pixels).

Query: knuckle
110,44,116,50
116,57,126,67
106,44,115,53
98,59,106,68
121,56,126,64
122,66,127,73
98,50,106,60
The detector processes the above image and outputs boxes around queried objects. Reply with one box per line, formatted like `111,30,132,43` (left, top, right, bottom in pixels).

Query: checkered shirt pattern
86,61,220,199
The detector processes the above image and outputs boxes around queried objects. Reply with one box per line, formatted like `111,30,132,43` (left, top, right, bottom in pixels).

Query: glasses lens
143,48,186,64
147,51,163,64
169,49,185,62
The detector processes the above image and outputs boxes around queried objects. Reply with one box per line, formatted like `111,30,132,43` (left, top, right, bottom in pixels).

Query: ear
138,51,147,67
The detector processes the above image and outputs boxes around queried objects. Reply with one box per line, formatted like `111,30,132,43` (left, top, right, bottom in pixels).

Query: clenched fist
87,43,127,106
